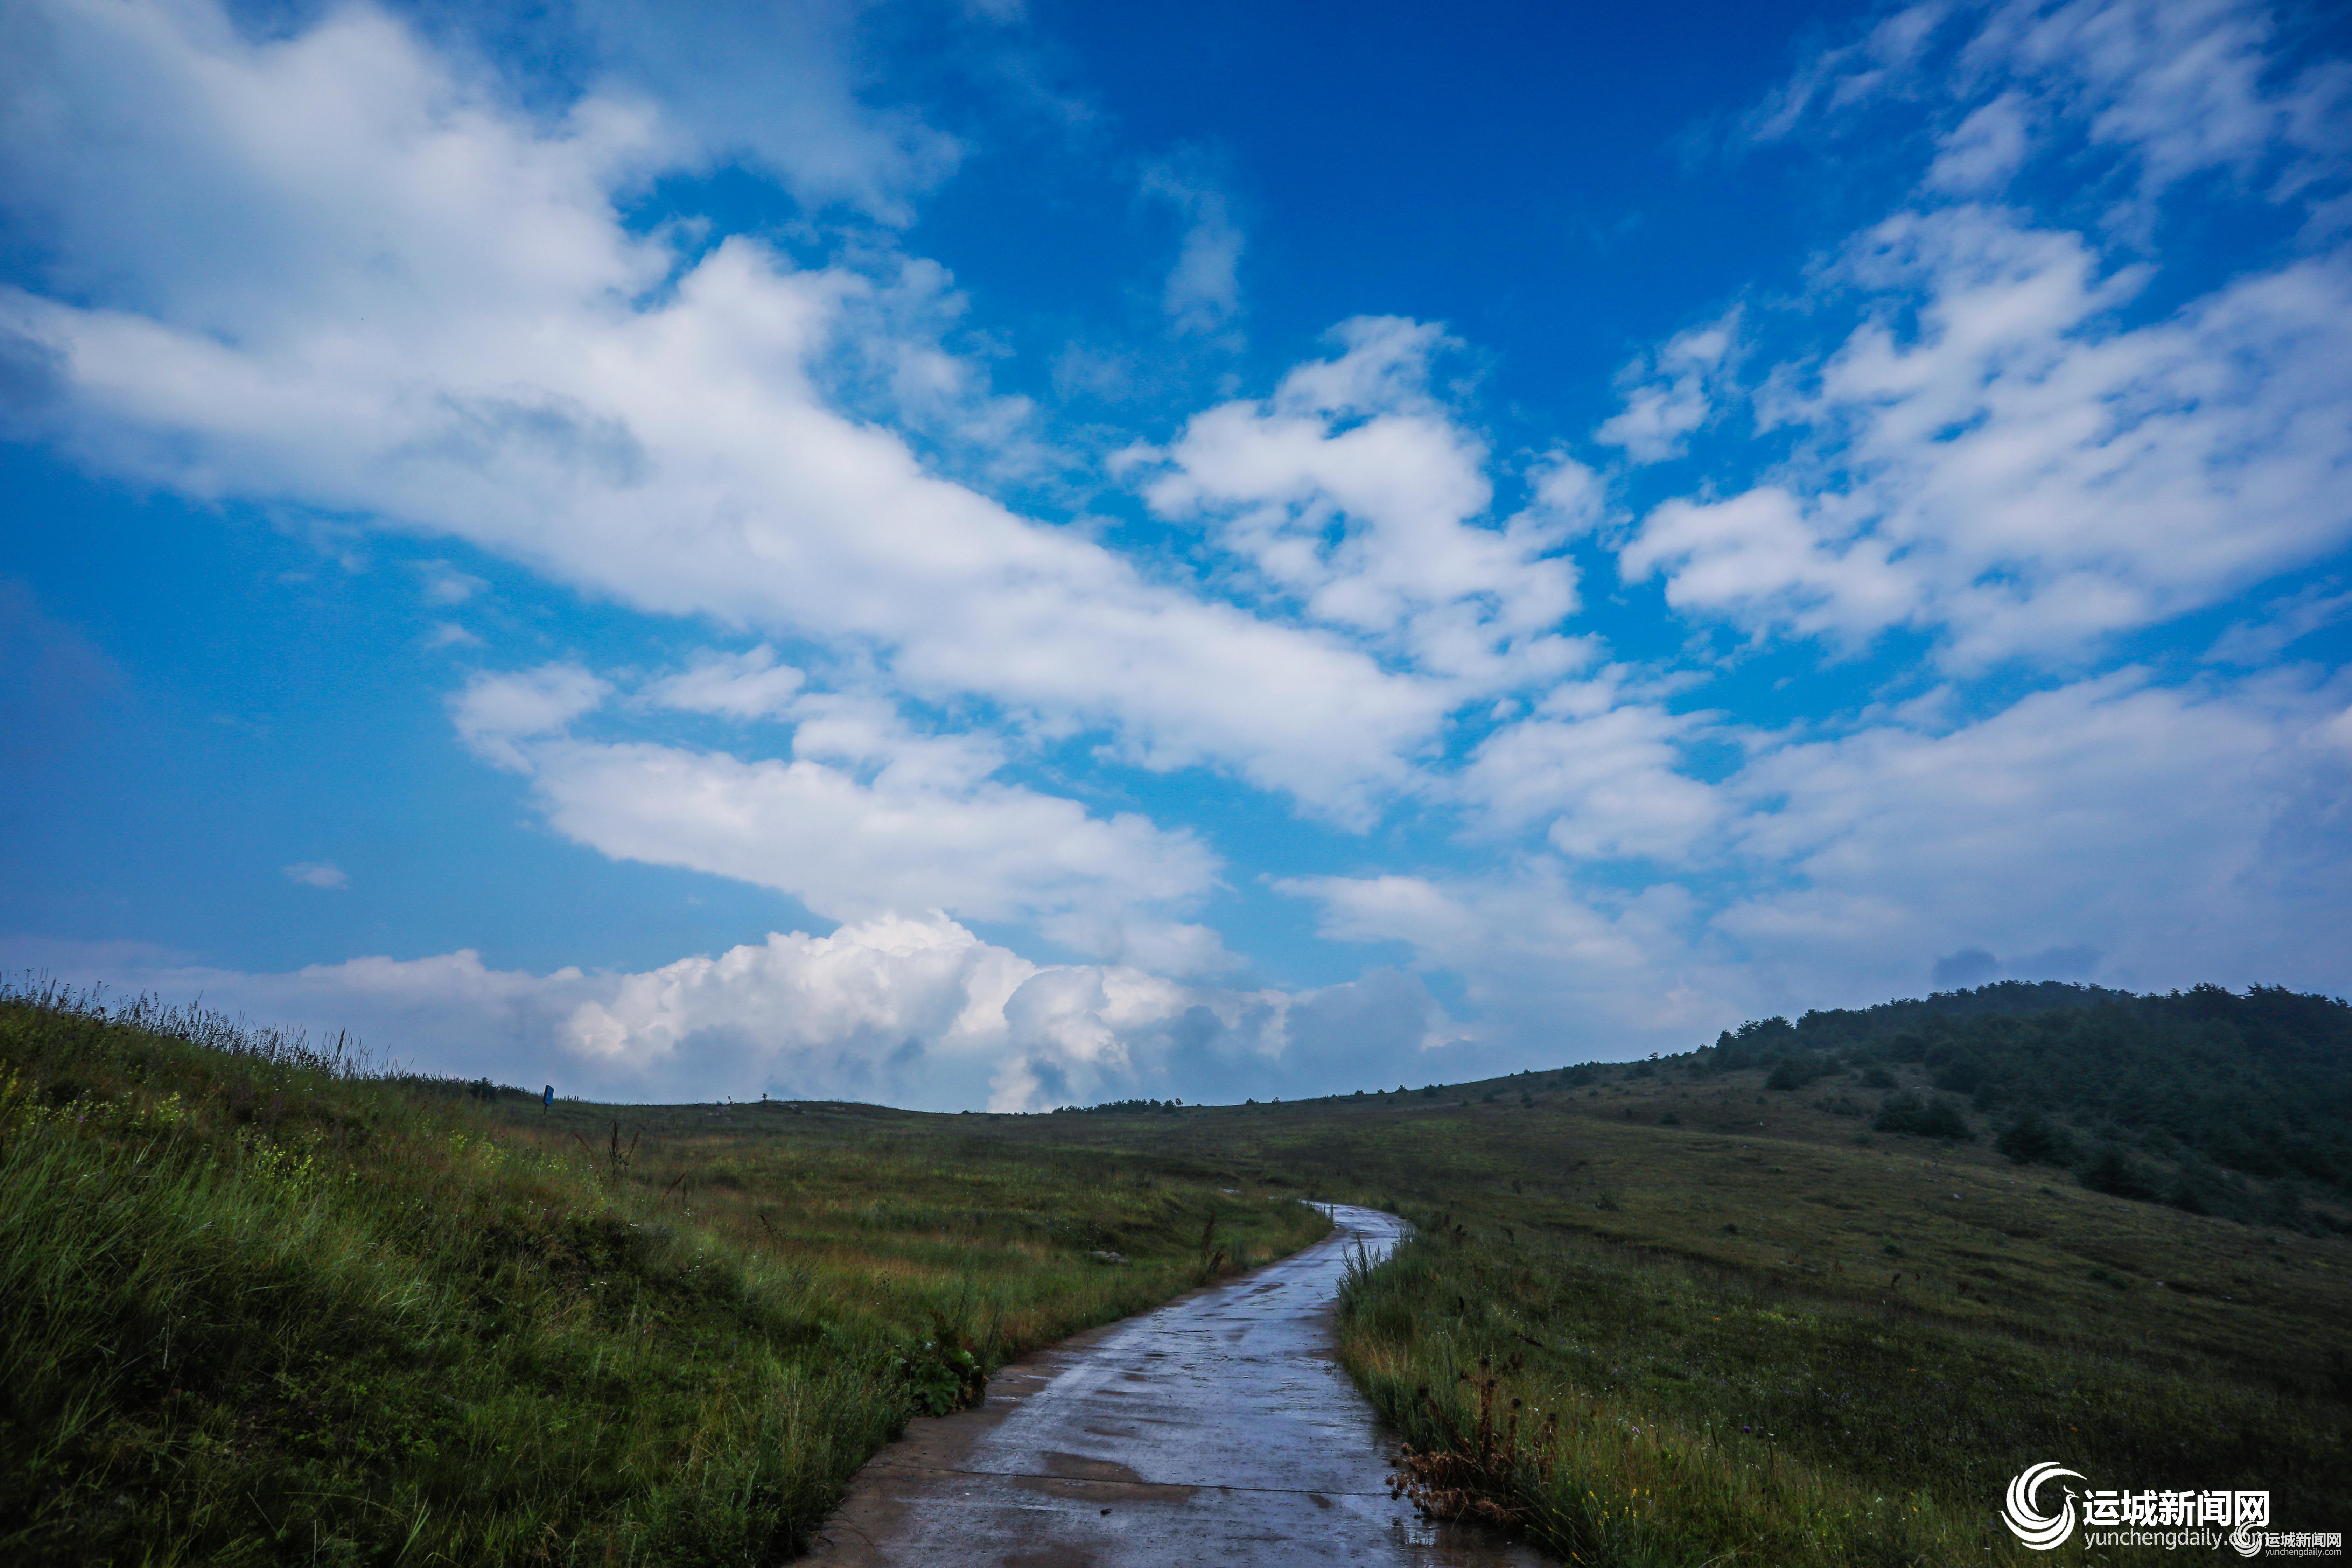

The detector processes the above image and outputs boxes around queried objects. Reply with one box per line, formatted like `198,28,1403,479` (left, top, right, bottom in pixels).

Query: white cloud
451,664,611,772
1622,208,2352,661
450,662,1223,953
1594,317,1735,463
1668,2,2352,659
282,861,348,889
1747,0,2350,208
1715,669,2352,992
645,645,807,721
417,561,487,606
1279,863,1733,1056
1288,669,2352,1040
1032,910,1244,978
6,0,2346,1106
1141,162,1246,338
570,0,962,223
2203,581,2352,667
1962,0,2352,201
1926,90,2033,192
1140,317,1586,691
1461,686,1724,862
1742,2,1951,146
522,734,1219,932
0,0,1451,823
0,916,1466,1109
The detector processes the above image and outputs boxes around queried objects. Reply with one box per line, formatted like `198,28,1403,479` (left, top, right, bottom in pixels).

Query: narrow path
803,1204,1548,1567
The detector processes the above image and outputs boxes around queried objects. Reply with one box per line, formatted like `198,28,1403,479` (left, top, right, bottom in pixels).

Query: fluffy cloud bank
3,916,1458,1111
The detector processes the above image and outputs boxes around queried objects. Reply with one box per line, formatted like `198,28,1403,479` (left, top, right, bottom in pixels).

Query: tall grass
976,1068,2352,1566
19,982,2343,1566
0,982,1327,1564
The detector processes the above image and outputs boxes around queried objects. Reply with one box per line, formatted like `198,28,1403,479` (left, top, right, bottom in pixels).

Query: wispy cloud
1140,159,1246,339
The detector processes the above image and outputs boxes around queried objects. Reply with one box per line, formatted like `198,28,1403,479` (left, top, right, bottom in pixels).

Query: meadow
0,984,1325,1565
6,978,2347,1565
1104,1069,2351,1566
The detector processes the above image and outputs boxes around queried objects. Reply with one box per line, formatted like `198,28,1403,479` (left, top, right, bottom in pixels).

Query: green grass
942,1073,2352,1565
0,987,1327,1565
10,983,2348,1566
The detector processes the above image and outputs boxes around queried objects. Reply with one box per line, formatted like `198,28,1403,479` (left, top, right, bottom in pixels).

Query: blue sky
3,0,2348,1110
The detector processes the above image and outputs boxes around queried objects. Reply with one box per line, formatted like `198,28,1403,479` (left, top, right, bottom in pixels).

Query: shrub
1995,1113,2078,1167
1928,1049,1991,1094
1872,1093,1974,1141
1766,1055,1835,1092
2079,1144,2162,1201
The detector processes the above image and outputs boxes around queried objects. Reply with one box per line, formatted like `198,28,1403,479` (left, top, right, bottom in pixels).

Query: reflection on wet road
805,1203,1548,1567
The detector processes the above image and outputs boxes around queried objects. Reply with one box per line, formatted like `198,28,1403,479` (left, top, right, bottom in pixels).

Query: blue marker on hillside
542,1084,554,1110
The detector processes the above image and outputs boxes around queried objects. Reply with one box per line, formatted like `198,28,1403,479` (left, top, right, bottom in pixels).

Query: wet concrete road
803,1204,1549,1567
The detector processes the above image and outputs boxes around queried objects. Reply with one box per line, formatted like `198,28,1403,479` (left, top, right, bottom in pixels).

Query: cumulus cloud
1139,317,1586,692
4,0,2346,1106
450,664,611,772
1,916,1467,1109
1460,685,1723,862
1622,0,2352,665
282,862,349,889
1594,317,1736,463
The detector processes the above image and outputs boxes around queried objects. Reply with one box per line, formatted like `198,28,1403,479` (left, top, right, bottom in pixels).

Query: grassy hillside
0,984,1326,1566
961,992,2352,1564
8,976,2346,1565
1184,1077,2349,1564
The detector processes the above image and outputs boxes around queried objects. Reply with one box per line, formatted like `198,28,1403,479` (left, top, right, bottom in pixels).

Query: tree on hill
1687,983,2351,1231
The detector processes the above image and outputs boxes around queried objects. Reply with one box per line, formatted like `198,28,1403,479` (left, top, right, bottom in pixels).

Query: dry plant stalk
1386,1357,1557,1530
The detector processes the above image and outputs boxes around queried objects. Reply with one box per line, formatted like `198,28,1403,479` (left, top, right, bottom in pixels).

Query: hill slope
1693,981,2352,1227
7,977,2346,1565
0,984,1323,1565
